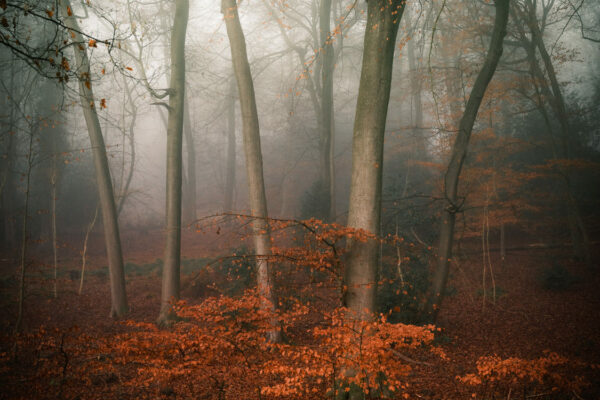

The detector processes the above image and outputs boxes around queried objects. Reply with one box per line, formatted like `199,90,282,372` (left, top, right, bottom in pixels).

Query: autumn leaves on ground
1,223,599,399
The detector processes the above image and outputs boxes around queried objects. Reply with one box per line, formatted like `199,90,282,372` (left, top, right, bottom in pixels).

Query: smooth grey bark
424,0,509,324
224,80,237,212
60,0,128,318
319,0,336,221
182,94,197,223
344,0,405,322
157,0,189,326
222,0,281,343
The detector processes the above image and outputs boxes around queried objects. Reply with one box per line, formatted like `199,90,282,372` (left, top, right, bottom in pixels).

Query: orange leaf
100,99,107,109
67,6,72,16
88,39,97,47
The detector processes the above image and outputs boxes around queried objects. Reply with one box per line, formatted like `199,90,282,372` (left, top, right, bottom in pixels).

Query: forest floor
0,226,599,399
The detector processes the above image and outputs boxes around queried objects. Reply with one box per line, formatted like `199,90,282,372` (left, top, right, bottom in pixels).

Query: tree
59,0,128,318
157,0,189,326
222,0,281,342
262,0,362,221
344,0,405,324
516,0,592,266
425,0,510,324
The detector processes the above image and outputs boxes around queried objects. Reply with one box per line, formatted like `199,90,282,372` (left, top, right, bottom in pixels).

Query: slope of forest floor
0,228,599,399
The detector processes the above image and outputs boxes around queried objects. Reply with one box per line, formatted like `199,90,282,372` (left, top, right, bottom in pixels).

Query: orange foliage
458,352,592,397
2,219,446,399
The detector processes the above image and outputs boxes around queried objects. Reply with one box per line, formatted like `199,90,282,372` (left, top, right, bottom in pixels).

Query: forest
0,0,599,398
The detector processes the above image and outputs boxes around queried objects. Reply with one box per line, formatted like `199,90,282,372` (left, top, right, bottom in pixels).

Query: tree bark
182,93,197,223
158,0,189,326
60,0,128,318
344,0,405,322
319,0,336,221
222,0,281,342
224,79,237,212
424,0,509,324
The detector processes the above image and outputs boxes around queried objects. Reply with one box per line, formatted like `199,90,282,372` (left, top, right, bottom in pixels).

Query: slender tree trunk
51,152,58,298
158,0,189,326
14,127,34,335
319,0,336,221
60,0,128,318
117,75,137,216
222,0,281,343
182,94,197,223
406,20,426,158
224,80,237,212
344,0,405,322
79,204,99,295
1,57,17,252
424,0,509,324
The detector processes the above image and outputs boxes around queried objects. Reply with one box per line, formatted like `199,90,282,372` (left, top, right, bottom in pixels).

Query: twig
390,348,433,367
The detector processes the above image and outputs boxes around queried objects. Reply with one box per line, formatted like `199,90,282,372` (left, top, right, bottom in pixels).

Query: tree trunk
406,18,426,158
319,0,336,221
182,93,197,223
224,80,237,212
1,57,18,253
60,0,128,318
157,0,189,326
14,127,34,335
51,151,58,298
117,74,137,216
344,0,405,322
222,0,281,343
424,0,509,324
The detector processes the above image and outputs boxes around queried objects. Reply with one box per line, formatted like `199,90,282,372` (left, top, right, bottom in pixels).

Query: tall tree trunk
406,18,426,158
1,56,17,252
344,0,405,322
319,0,336,221
14,126,34,335
182,93,197,223
51,151,58,298
424,0,509,324
222,0,281,343
158,0,189,326
60,0,128,318
224,79,237,212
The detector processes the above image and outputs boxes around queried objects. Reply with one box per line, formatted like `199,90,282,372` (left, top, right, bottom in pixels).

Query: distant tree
424,0,510,324
511,0,592,266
